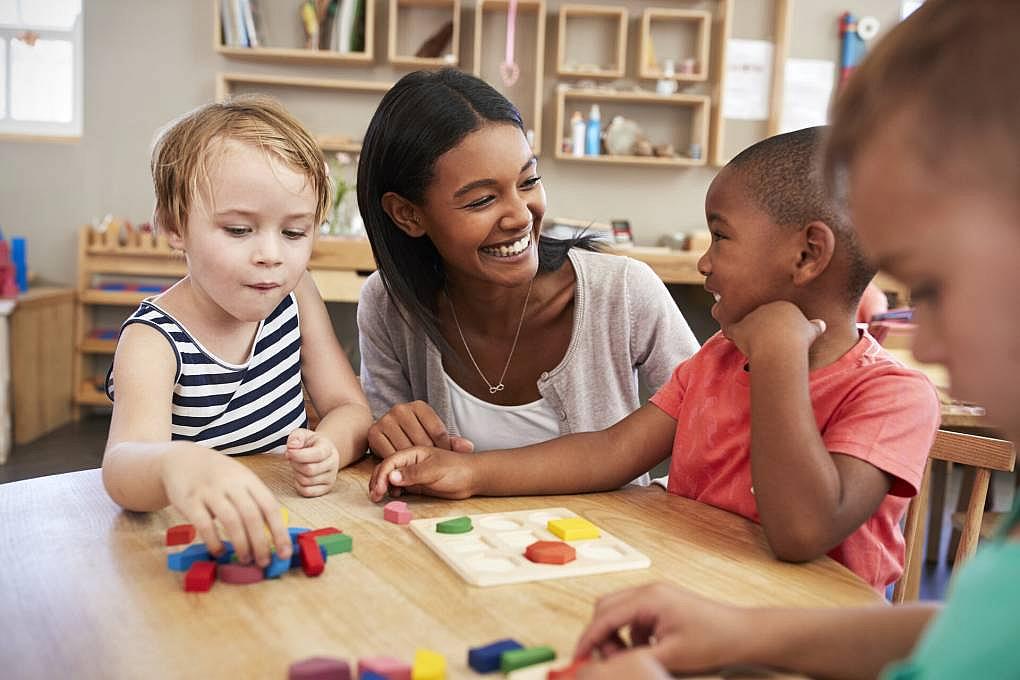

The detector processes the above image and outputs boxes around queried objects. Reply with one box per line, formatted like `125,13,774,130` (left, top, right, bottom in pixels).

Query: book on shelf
221,0,262,48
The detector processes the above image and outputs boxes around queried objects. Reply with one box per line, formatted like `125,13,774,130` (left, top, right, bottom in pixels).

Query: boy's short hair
727,126,874,306
151,95,330,237
825,0,1019,200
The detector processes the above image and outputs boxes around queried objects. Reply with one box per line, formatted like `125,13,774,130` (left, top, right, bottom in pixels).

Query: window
0,0,83,139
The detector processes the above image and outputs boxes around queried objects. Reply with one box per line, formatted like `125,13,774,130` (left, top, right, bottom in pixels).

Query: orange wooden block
524,541,576,565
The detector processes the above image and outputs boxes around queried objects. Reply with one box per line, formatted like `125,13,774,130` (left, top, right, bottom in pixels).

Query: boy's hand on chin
725,301,826,360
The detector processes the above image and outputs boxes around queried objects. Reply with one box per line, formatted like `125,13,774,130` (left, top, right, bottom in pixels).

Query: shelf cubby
213,0,376,65
473,0,546,153
554,87,710,168
388,0,461,68
639,8,711,82
556,4,628,80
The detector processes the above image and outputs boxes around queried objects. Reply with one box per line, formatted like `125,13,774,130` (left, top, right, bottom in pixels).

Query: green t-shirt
882,494,1020,679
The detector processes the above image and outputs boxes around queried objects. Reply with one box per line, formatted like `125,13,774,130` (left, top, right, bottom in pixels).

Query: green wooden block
500,646,556,673
435,516,473,534
317,533,352,555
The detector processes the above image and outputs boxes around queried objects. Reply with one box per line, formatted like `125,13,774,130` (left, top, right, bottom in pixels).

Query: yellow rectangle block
547,517,600,541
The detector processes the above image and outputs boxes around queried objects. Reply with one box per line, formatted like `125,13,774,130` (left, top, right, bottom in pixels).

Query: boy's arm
295,273,372,469
369,403,677,501
103,324,291,565
730,302,894,562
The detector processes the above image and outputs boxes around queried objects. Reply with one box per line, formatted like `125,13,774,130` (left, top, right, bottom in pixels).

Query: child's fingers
287,427,312,450
295,482,333,498
292,458,337,478
248,484,292,560
575,590,646,659
183,502,223,558
295,471,336,488
205,494,252,564
287,442,330,465
368,450,418,500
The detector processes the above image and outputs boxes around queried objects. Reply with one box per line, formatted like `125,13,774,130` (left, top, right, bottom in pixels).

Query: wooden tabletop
0,456,882,679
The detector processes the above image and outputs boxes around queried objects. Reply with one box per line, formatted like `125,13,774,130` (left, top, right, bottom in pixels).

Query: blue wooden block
288,527,311,540
264,551,291,579
167,543,212,572
468,638,524,674
360,672,386,680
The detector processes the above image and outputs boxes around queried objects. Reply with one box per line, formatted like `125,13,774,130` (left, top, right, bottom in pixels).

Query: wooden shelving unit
473,0,546,154
72,224,186,417
556,4,628,79
639,8,712,82
554,87,710,168
213,0,375,65
388,0,461,68
216,73,394,154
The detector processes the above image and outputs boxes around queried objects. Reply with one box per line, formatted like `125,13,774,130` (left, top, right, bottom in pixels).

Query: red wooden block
524,541,576,565
547,656,590,679
383,500,412,525
166,524,196,546
288,656,351,680
217,563,264,585
298,534,325,577
184,560,216,592
303,527,342,539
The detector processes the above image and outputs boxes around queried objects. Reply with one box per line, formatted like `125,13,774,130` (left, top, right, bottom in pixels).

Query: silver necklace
447,278,534,394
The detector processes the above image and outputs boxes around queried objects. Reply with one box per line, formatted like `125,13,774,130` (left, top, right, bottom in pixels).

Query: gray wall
0,0,901,288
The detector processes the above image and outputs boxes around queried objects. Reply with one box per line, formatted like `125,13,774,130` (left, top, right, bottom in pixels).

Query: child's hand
725,301,826,360
368,401,475,458
162,447,292,567
367,446,476,502
285,428,340,497
574,583,752,675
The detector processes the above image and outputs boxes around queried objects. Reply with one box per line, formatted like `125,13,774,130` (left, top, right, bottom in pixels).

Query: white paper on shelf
780,58,836,133
723,39,773,121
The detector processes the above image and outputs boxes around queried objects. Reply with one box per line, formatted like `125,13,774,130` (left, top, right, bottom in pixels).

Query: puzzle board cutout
409,507,650,586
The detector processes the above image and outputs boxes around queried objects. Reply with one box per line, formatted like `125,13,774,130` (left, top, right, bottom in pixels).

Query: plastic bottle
585,104,601,156
570,111,585,157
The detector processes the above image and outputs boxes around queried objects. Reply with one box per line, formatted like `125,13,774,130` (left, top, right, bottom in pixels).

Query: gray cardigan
357,247,700,439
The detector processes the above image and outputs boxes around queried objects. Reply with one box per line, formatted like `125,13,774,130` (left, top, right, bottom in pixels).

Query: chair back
893,429,1015,603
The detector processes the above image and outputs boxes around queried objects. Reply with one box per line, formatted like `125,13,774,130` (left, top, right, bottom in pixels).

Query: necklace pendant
489,384,505,394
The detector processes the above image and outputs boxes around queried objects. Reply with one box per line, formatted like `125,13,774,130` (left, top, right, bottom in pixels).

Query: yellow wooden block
547,517,601,541
412,648,445,680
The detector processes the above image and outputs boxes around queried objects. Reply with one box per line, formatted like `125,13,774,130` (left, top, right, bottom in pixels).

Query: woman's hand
368,401,474,458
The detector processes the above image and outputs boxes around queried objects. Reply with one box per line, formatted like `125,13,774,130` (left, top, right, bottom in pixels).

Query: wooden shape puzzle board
409,507,650,586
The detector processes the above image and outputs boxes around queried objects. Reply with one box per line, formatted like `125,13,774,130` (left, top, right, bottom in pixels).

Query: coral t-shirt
650,331,940,590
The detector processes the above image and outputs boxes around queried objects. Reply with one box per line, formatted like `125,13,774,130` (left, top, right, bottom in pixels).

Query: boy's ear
792,220,836,286
381,192,426,238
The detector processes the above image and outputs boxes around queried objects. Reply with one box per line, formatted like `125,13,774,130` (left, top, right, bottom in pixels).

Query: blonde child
104,96,371,567
574,2,1020,677
369,125,940,591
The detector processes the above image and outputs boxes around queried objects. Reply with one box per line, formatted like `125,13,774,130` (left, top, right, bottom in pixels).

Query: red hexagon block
524,540,576,565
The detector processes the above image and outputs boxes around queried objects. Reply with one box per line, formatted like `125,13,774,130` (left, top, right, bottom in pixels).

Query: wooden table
0,457,882,679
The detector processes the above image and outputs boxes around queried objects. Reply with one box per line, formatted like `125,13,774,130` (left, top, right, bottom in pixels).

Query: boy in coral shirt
368,126,940,590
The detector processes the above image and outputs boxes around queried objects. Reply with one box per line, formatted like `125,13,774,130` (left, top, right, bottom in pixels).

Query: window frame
0,7,84,141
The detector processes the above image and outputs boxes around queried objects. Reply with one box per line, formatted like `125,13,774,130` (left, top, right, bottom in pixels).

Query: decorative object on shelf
570,111,586,157
301,1,320,49
325,152,363,236
584,103,601,156
633,139,653,156
687,142,702,160
652,143,675,158
415,20,454,58
656,58,678,95
610,220,633,247
604,115,642,156
500,0,521,86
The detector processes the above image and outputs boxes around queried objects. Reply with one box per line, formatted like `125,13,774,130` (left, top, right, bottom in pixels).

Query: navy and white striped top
106,293,308,455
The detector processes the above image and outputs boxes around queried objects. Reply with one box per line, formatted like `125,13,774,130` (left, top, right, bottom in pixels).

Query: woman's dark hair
357,68,599,351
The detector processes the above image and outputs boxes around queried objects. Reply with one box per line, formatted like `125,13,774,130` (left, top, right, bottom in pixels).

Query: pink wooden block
383,500,412,525
358,656,411,680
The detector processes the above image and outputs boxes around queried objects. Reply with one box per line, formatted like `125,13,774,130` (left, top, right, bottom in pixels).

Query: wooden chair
892,429,1015,603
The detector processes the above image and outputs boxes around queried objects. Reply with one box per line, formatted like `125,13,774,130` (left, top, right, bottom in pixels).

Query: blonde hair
151,95,330,237
825,0,1020,196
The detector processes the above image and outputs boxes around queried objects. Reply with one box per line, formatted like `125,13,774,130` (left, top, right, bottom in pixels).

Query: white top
444,372,561,452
